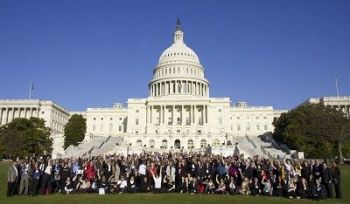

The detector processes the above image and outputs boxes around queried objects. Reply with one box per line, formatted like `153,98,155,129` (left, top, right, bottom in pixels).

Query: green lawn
0,162,349,204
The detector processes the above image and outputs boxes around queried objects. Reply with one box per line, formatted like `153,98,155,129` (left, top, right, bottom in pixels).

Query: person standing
7,160,19,197
321,162,333,198
331,162,342,199
19,161,30,195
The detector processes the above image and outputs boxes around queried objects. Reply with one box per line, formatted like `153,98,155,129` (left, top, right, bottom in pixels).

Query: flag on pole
31,82,34,91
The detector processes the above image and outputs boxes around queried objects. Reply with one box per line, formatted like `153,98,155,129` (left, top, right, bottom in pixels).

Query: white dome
158,43,200,66
149,20,210,98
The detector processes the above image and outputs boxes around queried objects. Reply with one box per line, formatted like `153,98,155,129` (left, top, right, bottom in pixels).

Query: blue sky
0,0,349,111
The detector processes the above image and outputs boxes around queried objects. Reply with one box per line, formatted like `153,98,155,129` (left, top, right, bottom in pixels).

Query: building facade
305,96,350,118
0,99,70,134
81,21,286,153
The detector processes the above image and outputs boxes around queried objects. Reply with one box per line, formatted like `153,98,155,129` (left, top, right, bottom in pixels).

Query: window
264,125,268,130
149,139,155,148
135,119,139,125
41,111,44,114
197,129,202,134
246,123,250,131
93,117,96,121
135,131,139,134
236,117,240,120
110,117,113,120
177,117,181,125
256,125,260,131
237,125,241,131
119,125,122,132
200,139,207,148
136,139,142,147
161,139,168,149
213,139,220,147
187,139,194,149
93,125,96,131
136,109,139,113
218,117,223,125
177,129,180,133
101,117,104,121
218,109,222,112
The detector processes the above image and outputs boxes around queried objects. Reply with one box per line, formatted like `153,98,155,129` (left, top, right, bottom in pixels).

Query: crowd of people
7,152,342,200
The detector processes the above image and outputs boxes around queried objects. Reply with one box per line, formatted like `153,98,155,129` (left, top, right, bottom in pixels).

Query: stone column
197,82,200,95
205,105,208,123
7,108,13,123
150,106,153,124
201,106,204,125
0,108,4,125
189,105,192,124
181,105,184,125
193,105,196,124
172,105,175,125
5,108,9,124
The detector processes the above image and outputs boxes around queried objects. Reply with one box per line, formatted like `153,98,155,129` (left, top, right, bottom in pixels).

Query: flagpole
29,82,33,100
335,77,340,110
335,77,340,98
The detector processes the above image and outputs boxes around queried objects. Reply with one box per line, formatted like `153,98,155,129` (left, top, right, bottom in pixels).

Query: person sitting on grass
250,177,261,196
117,175,128,193
226,176,237,195
127,175,136,193
311,178,327,200
215,177,226,194
63,177,74,194
261,178,273,196
287,177,297,199
204,178,216,194
239,177,251,195
139,176,151,193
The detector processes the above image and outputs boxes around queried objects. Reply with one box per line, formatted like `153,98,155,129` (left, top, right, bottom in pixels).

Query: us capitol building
1,20,349,158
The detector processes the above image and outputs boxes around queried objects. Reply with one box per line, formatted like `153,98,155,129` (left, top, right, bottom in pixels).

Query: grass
0,162,349,204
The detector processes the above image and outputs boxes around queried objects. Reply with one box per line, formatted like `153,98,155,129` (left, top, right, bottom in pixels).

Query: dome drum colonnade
146,20,210,132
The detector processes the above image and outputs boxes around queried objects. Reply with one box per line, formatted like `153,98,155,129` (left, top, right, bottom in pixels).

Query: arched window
212,139,220,147
136,139,142,147
161,139,168,149
187,139,194,149
200,139,207,148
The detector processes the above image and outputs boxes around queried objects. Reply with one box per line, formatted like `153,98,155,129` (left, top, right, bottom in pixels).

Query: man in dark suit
321,162,333,198
331,162,342,199
7,160,19,197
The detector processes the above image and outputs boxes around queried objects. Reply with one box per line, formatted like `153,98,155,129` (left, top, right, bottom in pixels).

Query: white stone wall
0,99,69,134
85,106,128,138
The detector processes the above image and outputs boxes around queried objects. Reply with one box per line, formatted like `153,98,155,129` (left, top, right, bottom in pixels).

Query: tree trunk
338,141,344,164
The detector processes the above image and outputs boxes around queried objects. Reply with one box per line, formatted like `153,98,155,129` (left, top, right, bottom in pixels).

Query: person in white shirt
117,176,128,193
138,162,147,176
151,169,162,193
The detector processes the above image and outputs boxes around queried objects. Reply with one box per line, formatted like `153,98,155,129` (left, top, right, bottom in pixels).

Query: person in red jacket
84,160,96,182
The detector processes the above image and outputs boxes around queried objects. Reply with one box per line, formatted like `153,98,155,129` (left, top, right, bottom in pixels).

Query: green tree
0,117,52,158
64,114,86,149
273,103,350,160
